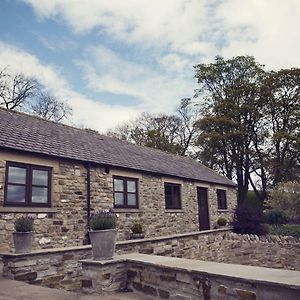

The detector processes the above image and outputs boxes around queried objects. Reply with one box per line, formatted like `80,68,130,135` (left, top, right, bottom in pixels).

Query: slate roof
0,108,235,186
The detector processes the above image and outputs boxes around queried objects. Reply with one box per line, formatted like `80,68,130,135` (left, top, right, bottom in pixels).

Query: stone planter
130,233,145,239
89,229,117,260
13,232,34,253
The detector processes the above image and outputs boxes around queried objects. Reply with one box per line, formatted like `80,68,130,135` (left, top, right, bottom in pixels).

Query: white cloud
24,0,300,69
0,43,140,131
216,0,300,69
78,45,196,113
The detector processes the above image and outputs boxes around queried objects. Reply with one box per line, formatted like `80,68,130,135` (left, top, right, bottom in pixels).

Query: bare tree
0,68,39,110
0,67,72,122
30,92,72,122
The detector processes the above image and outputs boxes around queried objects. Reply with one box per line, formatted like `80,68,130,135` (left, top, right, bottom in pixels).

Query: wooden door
197,187,210,230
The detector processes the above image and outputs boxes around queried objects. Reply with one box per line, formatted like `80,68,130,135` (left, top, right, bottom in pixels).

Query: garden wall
81,254,300,300
1,229,300,292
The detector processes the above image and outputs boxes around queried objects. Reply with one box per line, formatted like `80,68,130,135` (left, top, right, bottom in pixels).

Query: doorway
197,187,210,230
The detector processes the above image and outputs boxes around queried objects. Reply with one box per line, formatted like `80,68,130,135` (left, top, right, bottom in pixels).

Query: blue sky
0,0,299,131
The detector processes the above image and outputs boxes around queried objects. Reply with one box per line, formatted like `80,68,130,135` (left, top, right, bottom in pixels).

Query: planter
89,229,117,260
13,232,34,253
130,233,145,239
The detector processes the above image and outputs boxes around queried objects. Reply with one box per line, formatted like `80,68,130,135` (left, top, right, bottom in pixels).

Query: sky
0,0,299,132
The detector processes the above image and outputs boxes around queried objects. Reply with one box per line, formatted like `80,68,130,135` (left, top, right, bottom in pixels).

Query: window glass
217,189,227,209
7,185,26,203
127,194,137,206
164,183,181,209
127,181,136,193
114,179,124,192
32,170,48,186
114,192,124,205
8,167,26,184
32,187,48,203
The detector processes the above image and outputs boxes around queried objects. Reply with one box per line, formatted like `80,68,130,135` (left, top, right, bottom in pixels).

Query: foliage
266,224,300,238
0,66,72,122
90,209,117,231
217,217,227,226
264,209,289,225
107,98,202,156
232,204,267,235
268,181,300,223
246,190,263,208
15,216,34,233
131,223,143,234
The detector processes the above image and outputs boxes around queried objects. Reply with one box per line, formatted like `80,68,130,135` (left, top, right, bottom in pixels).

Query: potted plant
130,223,144,239
217,217,228,228
89,209,117,260
13,216,34,253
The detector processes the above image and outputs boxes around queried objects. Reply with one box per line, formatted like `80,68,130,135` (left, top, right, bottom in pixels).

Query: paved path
0,277,143,300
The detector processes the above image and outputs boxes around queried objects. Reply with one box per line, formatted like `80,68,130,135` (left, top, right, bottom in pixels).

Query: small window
164,183,181,209
5,162,52,207
217,189,227,210
113,176,138,208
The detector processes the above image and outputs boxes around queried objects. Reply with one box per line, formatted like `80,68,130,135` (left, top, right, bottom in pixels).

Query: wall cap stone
0,207,58,213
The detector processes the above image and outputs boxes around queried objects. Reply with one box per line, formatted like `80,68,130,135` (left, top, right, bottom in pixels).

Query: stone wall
2,229,300,292
0,149,236,252
81,254,300,300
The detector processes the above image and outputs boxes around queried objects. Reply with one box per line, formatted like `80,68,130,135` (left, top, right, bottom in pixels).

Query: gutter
86,162,91,231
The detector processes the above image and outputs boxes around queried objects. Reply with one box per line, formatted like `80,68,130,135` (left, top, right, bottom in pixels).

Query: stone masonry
2,229,300,292
0,150,236,252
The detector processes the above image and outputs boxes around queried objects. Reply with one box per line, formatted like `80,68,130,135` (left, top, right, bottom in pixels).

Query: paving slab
0,277,144,300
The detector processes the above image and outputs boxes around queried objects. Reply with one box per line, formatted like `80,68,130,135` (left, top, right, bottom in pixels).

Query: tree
263,69,300,184
0,67,72,122
107,99,201,155
0,68,39,110
194,56,266,204
30,92,72,122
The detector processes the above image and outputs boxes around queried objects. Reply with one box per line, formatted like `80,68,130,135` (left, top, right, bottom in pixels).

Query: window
4,162,52,207
164,183,181,209
217,189,227,210
113,176,138,208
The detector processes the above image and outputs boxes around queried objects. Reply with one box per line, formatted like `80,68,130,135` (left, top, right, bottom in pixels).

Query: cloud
0,43,140,131
78,45,196,113
24,0,300,69
216,0,300,69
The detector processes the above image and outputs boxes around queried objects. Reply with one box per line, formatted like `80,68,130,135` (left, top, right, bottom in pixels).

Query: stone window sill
113,208,142,213
0,207,58,213
217,209,229,213
164,209,184,213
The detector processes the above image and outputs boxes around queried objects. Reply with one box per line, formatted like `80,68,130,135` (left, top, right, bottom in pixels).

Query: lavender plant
15,216,34,232
90,209,117,230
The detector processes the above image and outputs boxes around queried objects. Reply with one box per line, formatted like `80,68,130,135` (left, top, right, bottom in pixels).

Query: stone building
0,108,236,252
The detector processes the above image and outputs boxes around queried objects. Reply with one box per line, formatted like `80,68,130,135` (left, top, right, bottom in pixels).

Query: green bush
131,223,143,234
264,209,289,225
232,204,267,236
268,181,300,223
90,209,117,230
267,224,300,238
217,217,227,226
15,216,34,232
246,190,263,208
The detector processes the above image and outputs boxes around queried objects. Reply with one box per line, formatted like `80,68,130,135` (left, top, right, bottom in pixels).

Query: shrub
267,224,300,238
217,217,227,226
232,204,267,236
131,223,143,234
268,181,300,223
90,209,117,231
246,190,263,208
264,209,289,225
15,216,34,233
